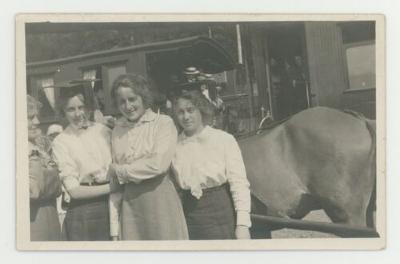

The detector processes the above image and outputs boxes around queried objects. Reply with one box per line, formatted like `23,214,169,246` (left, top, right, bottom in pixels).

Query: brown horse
239,107,376,237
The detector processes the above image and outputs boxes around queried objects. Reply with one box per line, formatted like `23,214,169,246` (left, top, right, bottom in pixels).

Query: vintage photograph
16,14,385,250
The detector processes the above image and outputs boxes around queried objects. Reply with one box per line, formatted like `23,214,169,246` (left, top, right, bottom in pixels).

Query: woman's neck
184,125,205,137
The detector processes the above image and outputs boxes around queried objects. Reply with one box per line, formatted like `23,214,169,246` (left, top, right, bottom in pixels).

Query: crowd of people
28,72,252,241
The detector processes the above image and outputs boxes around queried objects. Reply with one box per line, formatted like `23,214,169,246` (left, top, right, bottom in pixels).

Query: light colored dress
172,125,252,228
111,109,188,240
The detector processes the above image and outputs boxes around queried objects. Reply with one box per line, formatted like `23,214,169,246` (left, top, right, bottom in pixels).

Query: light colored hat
47,124,63,136
183,67,200,75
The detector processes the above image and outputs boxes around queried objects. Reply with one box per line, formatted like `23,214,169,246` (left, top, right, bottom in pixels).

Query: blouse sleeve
29,156,42,200
52,139,80,191
109,190,122,237
224,134,252,227
29,156,62,201
114,116,178,184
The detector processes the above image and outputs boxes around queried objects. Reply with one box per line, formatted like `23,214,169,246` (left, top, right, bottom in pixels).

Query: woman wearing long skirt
52,91,119,241
172,89,252,240
28,95,62,241
108,73,188,240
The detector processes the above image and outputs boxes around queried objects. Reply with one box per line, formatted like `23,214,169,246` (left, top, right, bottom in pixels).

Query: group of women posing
28,73,251,241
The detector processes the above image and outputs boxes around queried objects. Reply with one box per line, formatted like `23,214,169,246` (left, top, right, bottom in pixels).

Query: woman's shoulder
206,126,234,140
91,122,111,134
157,113,175,125
52,129,70,146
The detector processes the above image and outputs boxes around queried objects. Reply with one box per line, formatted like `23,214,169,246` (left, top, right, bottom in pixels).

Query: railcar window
340,21,375,91
104,63,127,114
35,75,56,120
345,43,376,90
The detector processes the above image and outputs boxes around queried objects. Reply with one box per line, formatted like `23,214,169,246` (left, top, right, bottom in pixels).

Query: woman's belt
181,183,229,195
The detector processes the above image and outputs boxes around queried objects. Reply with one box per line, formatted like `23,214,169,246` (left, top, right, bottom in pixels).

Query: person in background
108,73,188,240
172,89,251,240
46,124,69,239
27,95,62,241
52,91,120,241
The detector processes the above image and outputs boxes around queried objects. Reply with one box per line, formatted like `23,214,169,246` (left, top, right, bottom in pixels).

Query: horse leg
366,179,376,228
250,195,272,239
322,197,367,228
288,193,320,219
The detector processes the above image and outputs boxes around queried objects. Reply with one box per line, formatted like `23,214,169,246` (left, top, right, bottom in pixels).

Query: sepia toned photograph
15,14,385,250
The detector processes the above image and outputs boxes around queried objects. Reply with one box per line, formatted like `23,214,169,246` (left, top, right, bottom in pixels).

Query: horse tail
364,118,376,228
343,109,376,228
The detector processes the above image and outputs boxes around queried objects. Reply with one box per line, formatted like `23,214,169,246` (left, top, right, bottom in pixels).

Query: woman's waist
177,175,227,192
123,171,171,188
180,182,229,195
69,194,109,207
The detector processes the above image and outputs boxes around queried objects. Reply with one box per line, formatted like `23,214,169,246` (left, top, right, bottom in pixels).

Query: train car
26,35,235,131
26,21,376,134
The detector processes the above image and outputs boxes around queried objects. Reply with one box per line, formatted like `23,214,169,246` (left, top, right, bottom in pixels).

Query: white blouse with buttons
172,126,252,227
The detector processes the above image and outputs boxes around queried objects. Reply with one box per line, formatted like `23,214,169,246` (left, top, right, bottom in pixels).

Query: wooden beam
251,214,379,238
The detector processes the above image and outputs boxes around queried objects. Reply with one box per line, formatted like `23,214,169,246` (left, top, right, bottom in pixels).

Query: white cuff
236,210,252,227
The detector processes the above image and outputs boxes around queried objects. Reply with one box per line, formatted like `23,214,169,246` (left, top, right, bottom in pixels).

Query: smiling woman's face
27,108,41,142
175,98,204,137
64,95,88,129
115,86,146,122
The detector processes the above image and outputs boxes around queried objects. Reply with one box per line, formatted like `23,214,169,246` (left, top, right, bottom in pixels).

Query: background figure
52,91,119,241
172,90,251,240
109,73,188,240
28,95,62,241
46,124,69,240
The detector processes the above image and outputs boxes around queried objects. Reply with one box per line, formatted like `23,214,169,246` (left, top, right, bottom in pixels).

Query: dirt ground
271,210,337,238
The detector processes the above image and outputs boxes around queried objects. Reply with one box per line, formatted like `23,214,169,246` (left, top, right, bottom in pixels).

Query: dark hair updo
172,89,215,126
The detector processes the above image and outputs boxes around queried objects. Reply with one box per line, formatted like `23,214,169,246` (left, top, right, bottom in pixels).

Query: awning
27,36,236,74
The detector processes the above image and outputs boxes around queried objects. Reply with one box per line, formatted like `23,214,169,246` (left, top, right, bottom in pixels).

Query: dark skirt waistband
180,183,228,196
69,194,109,207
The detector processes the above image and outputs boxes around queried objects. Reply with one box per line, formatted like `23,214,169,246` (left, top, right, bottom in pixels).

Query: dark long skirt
64,194,110,241
181,184,236,240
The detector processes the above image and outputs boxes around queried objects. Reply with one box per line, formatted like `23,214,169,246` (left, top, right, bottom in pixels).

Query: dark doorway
266,23,310,120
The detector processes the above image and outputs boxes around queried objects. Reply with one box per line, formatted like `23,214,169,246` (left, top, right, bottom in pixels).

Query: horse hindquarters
286,108,375,228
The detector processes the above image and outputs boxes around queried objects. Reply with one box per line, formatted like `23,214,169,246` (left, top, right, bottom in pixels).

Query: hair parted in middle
111,73,154,109
172,89,215,126
58,91,87,117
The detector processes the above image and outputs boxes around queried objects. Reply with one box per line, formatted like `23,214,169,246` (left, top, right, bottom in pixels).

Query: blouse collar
28,139,51,160
66,121,95,135
178,125,212,144
116,108,157,128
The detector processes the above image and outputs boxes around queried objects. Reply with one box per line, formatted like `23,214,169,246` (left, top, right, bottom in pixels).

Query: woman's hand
235,225,251,239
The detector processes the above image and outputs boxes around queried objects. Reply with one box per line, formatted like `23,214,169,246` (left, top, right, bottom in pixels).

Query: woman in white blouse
52,91,119,241
172,89,251,240
107,74,188,240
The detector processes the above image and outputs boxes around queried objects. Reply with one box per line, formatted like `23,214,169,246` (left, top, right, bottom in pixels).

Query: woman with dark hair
52,90,119,241
28,95,62,241
172,89,251,240
108,73,188,240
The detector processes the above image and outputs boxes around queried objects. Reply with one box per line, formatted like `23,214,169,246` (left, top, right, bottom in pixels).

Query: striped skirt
181,184,236,240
